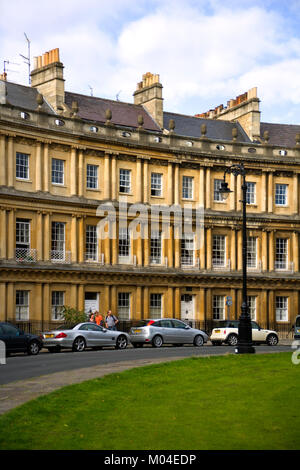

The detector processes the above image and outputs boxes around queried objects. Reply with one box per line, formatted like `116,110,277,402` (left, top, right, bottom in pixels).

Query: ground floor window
150,293,162,319
51,291,65,320
247,296,257,320
118,292,130,320
276,296,288,322
213,295,225,320
16,290,29,320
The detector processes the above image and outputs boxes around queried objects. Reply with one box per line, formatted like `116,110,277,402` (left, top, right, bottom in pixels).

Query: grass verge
0,353,299,450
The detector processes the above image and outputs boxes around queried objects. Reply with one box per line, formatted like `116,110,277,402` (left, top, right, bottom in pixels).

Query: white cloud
1,0,300,123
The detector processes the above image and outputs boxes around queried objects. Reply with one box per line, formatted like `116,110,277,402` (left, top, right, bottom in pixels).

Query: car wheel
115,335,128,350
266,334,278,346
72,336,86,352
194,335,204,347
152,335,163,348
28,340,40,355
227,334,238,346
48,346,61,353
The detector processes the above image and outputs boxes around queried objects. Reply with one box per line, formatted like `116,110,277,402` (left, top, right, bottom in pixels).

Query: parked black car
0,322,42,355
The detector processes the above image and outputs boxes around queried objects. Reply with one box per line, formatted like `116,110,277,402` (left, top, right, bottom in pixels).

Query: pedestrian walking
95,311,104,327
89,312,95,322
105,310,119,331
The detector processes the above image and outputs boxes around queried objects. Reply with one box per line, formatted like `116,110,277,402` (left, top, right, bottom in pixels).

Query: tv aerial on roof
19,32,31,85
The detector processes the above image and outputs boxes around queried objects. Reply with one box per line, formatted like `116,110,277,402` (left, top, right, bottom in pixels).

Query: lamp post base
235,344,256,354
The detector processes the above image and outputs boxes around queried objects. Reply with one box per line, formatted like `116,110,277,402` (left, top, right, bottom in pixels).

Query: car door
171,320,193,344
1,324,26,352
251,322,266,342
159,320,175,343
78,324,104,347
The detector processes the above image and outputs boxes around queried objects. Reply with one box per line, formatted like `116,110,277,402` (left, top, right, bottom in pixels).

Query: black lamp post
219,164,255,354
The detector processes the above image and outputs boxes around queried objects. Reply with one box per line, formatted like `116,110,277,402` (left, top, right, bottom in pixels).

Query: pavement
0,339,294,416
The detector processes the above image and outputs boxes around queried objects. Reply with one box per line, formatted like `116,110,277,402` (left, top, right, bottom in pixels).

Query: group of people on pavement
89,310,119,331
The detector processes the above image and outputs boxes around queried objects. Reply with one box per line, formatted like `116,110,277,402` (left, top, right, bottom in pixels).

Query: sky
1,0,300,124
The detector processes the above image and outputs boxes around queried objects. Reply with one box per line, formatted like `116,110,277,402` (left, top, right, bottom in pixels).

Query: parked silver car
129,319,209,348
41,322,130,352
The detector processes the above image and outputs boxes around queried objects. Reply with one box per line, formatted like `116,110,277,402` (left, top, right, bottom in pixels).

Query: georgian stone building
1,47,300,334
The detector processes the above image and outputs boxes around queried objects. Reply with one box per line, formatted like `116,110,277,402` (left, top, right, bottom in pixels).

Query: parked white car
210,320,279,346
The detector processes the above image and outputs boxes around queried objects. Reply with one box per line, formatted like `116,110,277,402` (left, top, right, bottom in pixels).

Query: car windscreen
296,317,300,327
49,324,75,331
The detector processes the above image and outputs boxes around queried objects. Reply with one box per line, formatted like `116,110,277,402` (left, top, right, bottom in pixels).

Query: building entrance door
180,294,195,322
84,292,99,315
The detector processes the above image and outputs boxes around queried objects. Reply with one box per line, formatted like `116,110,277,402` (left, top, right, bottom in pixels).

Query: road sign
226,296,233,306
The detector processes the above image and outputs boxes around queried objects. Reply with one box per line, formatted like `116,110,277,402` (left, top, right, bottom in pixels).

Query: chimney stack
30,48,65,112
133,72,163,129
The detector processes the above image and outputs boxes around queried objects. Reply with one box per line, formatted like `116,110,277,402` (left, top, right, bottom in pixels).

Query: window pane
150,231,162,264
52,291,65,320
16,152,29,179
275,184,287,205
182,176,193,199
86,164,98,189
52,159,64,184
214,179,224,202
118,293,130,320
276,296,288,321
247,237,257,268
213,295,225,320
118,227,130,257
246,182,256,204
51,222,65,257
119,169,131,193
212,235,226,266
275,238,288,269
86,225,97,261
151,173,162,196
16,290,29,320
150,293,162,319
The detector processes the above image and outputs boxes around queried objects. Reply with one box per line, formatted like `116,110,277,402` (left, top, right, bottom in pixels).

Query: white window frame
85,225,98,262
118,227,131,262
51,291,65,320
118,292,131,320
16,290,29,321
212,235,226,267
16,219,30,249
246,182,256,205
86,164,98,189
16,152,29,180
247,237,257,268
214,179,225,202
51,222,65,260
119,169,131,193
275,184,288,206
181,233,195,266
276,296,288,322
151,173,163,197
247,296,257,321
182,176,193,200
52,158,65,185
150,293,162,319
150,231,162,264
213,295,225,320
275,238,288,270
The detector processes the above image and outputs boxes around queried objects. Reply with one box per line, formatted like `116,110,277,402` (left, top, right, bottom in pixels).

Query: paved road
0,343,292,386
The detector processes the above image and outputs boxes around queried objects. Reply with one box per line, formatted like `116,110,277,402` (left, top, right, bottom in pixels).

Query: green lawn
0,353,299,450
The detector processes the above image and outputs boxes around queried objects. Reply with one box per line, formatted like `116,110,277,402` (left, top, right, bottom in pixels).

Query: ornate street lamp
219,164,255,354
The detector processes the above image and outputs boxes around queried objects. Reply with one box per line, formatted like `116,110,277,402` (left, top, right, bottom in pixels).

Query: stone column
236,174,242,211
199,287,205,322
136,158,142,203
174,224,180,268
136,286,142,320
143,159,149,204
0,134,7,186
293,231,299,272
206,227,212,270
104,153,110,199
78,284,85,312
78,217,84,263
34,284,43,322
237,228,242,271
230,227,236,271
261,229,268,271
268,171,274,213
261,171,267,212
0,208,7,259
70,284,78,309
36,211,43,261
7,209,15,259
175,287,181,319
167,162,173,205
43,212,50,261
7,282,14,319
268,290,275,326
78,150,84,197
43,283,50,322
71,215,77,263
35,142,42,191
293,172,299,214
143,286,149,319
70,147,77,196
269,230,275,271
0,283,7,320
167,225,174,267
43,142,49,192
111,154,117,200
7,136,14,187
199,167,205,209
206,168,211,209
229,173,236,211
174,163,179,205
167,287,174,318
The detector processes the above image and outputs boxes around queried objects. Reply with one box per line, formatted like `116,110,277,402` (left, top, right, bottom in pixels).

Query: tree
61,306,87,327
